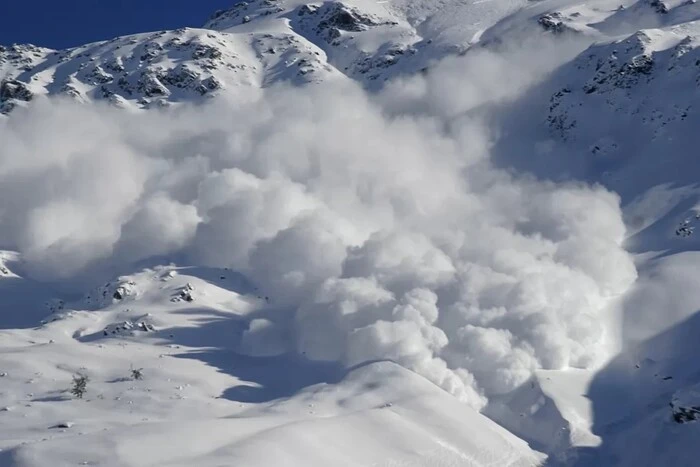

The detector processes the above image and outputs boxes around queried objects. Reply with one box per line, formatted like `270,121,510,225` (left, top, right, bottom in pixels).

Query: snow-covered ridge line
3,0,698,115
0,27,340,114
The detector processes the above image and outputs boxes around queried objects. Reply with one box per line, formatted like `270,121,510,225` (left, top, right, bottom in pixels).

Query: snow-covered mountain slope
490,17,700,248
547,294,700,466
5,0,696,113
476,10,700,466
3,0,700,465
547,22,700,146
0,261,543,467
0,27,340,113
1,0,487,112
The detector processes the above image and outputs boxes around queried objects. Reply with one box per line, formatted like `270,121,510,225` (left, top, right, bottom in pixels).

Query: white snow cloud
0,36,637,409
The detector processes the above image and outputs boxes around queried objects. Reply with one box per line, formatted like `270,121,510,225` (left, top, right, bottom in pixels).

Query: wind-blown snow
0,40,637,408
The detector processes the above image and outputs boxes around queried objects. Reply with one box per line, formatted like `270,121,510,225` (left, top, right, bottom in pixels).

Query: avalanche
2,0,700,465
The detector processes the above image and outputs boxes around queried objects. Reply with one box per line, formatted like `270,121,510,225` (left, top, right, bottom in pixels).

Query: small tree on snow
71,374,89,399
130,366,144,381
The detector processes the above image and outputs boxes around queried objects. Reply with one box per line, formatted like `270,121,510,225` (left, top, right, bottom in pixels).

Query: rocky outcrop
84,279,138,308
0,43,51,73
102,319,156,336
0,79,33,114
671,387,700,423
296,2,397,45
537,13,577,35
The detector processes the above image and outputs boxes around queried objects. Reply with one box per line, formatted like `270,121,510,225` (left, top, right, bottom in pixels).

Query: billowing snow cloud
0,39,637,409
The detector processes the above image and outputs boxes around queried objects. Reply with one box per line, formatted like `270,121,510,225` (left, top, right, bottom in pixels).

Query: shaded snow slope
476,12,700,467
544,307,700,466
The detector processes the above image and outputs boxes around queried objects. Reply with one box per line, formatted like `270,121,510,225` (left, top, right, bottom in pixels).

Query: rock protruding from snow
537,13,577,35
49,422,74,429
0,79,33,112
296,2,393,44
0,43,52,73
547,25,699,143
84,279,138,308
0,29,266,113
102,320,156,337
672,386,700,423
171,283,195,303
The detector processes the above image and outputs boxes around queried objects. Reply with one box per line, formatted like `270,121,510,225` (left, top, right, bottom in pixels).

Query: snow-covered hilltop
2,0,700,465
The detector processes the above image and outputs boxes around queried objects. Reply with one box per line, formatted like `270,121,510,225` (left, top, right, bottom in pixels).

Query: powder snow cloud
0,37,637,409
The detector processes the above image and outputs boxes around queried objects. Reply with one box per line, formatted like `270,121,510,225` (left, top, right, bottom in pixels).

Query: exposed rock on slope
548,23,700,146
0,27,336,113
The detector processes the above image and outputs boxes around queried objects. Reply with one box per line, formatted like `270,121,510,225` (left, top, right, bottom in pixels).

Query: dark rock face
196,76,222,95
0,79,33,102
297,2,394,45
648,0,669,13
87,66,114,85
318,5,374,32
192,44,223,60
161,65,201,89
0,79,33,114
0,43,49,72
355,45,413,77
138,72,170,97
537,13,570,35
626,53,654,75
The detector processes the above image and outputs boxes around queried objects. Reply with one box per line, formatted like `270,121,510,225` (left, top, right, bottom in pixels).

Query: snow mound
0,358,543,466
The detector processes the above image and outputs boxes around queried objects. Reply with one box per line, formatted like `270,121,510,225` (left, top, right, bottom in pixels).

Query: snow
2,0,700,464
0,265,542,466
